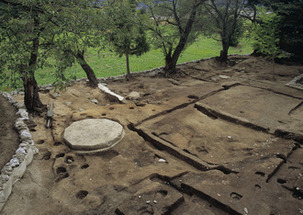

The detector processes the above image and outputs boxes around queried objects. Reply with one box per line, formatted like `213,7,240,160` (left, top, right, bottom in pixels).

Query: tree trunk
76,52,98,88
23,71,45,113
23,15,46,113
219,39,229,62
164,2,201,74
164,54,177,73
125,52,132,80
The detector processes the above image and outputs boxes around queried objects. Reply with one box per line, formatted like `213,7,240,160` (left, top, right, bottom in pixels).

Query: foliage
0,0,104,90
49,0,104,87
104,0,150,77
251,7,283,60
204,0,246,61
246,0,303,58
0,0,105,111
0,0,67,111
144,0,205,72
277,1,303,57
229,17,244,47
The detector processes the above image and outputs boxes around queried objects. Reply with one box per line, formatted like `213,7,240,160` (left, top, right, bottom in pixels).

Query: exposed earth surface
1,55,303,215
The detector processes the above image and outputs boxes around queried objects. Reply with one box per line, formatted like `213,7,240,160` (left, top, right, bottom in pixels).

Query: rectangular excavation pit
170,170,303,215
134,102,302,214
136,105,296,175
196,85,303,139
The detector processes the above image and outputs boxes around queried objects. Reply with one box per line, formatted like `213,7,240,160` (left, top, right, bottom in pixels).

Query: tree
204,0,245,62
52,1,104,87
0,0,103,112
245,0,303,59
145,0,206,74
105,0,149,80
252,7,283,79
276,1,303,58
0,0,53,112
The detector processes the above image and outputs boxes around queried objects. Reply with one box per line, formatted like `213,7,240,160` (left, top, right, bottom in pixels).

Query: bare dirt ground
1,55,303,215
0,96,19,169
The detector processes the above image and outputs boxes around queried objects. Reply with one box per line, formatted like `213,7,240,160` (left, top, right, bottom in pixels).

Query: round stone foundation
63,119,124,154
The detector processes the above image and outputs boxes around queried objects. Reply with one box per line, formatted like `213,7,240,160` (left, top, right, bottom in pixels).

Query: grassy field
33,37,253,86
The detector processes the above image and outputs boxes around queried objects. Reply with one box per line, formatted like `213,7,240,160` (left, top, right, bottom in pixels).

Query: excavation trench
134,83,240,127
246,84,303,100
266,143,301,183
150,173,241,215
194,103,303,143
128,124,237,175
194,103,270,133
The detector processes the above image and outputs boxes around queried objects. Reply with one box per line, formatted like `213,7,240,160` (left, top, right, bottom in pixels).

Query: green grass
35,36,252,85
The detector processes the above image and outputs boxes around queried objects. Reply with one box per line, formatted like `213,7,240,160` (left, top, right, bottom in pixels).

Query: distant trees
145,0,206,74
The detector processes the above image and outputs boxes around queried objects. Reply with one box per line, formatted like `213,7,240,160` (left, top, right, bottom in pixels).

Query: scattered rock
158,158,167,163
219,75,231,79
145,71,158,77
91,99,98,104
168,78,180,86
50,92,61,99
98,83,124,102
134,101,146,107
127,91,141,100
210,76,219,82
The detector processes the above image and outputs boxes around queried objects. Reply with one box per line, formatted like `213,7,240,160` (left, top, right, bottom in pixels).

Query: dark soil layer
0,96,19,169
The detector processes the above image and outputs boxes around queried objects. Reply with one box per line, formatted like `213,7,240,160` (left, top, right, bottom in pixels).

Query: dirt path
1,56,303,215
0,96,19,169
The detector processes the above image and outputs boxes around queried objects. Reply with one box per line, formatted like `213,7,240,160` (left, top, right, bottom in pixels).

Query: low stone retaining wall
0,93,38,212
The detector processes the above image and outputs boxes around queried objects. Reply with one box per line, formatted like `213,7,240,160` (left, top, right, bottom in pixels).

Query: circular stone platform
63,119,124,154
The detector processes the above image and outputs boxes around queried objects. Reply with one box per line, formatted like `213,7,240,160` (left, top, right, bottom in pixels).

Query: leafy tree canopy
144,0,206,73
104,0,150,78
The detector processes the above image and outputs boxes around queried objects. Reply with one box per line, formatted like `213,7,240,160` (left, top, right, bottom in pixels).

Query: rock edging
286,74,303,90
0,92,38,212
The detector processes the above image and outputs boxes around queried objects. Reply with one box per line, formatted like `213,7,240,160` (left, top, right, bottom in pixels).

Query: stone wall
0,93,38,212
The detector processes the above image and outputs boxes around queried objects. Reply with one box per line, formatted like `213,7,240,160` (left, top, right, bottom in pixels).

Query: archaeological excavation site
1,55,303,215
